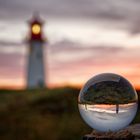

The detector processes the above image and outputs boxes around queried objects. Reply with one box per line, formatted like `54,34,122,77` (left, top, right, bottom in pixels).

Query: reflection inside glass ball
78,73,138,132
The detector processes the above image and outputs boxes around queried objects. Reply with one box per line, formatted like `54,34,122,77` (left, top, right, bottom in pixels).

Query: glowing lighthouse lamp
78,73,138,139
32,24,41,34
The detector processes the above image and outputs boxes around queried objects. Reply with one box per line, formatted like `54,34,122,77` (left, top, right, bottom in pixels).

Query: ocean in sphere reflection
78,73,138,132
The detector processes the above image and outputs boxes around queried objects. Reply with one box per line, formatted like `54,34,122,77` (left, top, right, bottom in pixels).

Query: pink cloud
0,39,140,88
47,40,140,88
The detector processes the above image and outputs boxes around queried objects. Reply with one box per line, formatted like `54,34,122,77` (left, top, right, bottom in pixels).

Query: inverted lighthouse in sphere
27,15,46,88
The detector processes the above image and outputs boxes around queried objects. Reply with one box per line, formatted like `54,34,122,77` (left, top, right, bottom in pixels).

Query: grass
0,87,140,140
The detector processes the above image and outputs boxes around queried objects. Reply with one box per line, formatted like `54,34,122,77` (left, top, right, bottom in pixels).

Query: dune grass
0,87,139,140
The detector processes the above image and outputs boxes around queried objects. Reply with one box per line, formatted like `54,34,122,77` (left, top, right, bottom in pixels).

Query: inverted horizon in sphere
78,73,138,132
79,103,137,132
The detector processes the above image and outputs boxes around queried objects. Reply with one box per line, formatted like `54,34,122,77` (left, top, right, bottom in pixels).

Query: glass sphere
78,73,138,132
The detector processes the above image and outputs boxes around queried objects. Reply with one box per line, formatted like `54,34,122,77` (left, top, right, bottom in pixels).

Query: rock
127,124,140,139
83,124,140,140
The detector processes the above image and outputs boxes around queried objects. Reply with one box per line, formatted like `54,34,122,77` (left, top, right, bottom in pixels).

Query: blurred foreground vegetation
0,87,140,140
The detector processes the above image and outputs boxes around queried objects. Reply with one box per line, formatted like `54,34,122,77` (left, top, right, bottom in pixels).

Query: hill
0,87,140,140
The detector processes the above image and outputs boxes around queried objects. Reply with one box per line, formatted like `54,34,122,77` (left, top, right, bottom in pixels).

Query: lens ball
78,73,138,132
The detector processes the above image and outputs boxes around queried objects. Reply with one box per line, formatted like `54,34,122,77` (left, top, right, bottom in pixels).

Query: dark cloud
0,40,23,47
0,0,136,20
49,39,124,54
0,40,25,55
0,0,140,34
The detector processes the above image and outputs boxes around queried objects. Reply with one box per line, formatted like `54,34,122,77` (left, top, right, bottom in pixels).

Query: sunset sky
0,0,140,89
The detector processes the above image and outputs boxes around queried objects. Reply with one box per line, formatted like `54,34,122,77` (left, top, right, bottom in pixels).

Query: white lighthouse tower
27,15,46,88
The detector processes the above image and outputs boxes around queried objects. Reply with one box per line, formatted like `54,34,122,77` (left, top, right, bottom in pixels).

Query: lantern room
29,15,44,41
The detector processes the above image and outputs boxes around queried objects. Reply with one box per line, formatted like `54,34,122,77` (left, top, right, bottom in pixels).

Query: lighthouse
27,15,46,88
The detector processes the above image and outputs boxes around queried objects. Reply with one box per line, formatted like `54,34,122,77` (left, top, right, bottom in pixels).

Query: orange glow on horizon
0,81,140,90
0,74,140,90
94,103,135,109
